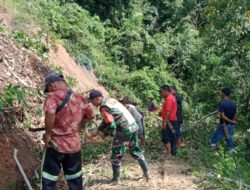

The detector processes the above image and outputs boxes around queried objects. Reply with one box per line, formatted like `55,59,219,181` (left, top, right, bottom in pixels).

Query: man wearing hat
41,72,94,190
88,90,149,183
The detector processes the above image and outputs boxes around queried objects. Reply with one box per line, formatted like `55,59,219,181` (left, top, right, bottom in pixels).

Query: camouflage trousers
111,132,145,166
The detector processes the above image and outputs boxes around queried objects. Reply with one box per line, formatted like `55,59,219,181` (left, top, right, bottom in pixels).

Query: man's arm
44,111,55,148
220,112,237,124
43,95,58,148
162,111,170,129
81,101,95,126
100,107,117,136
219,102,237,124
162,97,172,129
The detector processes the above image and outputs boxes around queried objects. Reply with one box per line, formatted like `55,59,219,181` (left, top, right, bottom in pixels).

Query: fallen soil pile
0,6,108,97
48,43,108,96
0,128,40,190
0,31,49,189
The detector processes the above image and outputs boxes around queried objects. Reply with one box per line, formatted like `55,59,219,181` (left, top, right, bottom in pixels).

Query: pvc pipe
14,148,33,190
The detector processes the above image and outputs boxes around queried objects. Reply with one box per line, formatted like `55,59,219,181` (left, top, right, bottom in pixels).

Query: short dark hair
221,88,231,96
160,85,171,92
170,86,177,91
88,90,103,100
121,96,130,104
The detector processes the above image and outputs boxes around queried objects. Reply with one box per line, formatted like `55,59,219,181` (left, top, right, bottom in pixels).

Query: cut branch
3,59,29,87
187,110,218,130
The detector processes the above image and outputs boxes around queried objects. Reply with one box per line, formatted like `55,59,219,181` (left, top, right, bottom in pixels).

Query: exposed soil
84,153,197,190
0,31,48,190
48,43,109,97
0,6,109,97
0,128,40,190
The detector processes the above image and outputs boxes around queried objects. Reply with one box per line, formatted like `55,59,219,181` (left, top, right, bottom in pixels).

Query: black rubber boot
111,165,121,184
138,159,149,181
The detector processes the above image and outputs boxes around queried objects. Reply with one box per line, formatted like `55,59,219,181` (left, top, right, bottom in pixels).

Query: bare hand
162,120,167,129
232,120,237,125
86,132,104,144
43,133,51,148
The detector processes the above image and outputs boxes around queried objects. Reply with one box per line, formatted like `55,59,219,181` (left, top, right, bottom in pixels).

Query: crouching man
41,72,94,190
88,90,149,183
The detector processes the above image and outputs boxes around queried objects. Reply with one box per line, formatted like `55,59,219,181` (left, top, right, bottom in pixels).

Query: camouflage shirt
98,98,138,137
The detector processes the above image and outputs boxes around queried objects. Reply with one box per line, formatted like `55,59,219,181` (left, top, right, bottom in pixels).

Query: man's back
175,93,183,123
100,98,138,136
148,100,155,112
128,104,142,121
219,99,237,124
44,88,94,153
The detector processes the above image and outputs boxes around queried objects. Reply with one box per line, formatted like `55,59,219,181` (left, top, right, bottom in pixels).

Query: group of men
41,72,149,190
159,85,183,157
41,72,237,190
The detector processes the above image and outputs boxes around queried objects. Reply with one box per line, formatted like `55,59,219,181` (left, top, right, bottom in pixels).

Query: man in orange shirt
160,85,178,157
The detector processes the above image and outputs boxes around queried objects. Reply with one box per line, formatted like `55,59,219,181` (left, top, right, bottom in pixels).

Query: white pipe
13,148,33,190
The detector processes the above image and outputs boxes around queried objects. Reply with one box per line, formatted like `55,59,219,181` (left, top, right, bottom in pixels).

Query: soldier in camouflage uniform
88,90,149,183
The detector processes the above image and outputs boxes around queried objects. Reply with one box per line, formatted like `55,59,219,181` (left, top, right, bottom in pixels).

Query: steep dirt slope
48,43,108,96
0,129,40,190
0,7,108,97
0,32,49,189
0,6,109,189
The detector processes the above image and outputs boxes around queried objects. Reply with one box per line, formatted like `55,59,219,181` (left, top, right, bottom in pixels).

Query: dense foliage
2,0,250,189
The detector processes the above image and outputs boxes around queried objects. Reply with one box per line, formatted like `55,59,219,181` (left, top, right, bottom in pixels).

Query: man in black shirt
147,97,155,112
171,86,183,148
210,88,237,150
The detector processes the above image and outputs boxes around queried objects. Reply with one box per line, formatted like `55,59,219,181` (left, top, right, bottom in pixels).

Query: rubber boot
138,159,149,181
111,164,121,184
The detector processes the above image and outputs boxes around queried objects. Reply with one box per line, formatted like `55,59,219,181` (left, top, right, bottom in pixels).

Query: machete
29,127,46,132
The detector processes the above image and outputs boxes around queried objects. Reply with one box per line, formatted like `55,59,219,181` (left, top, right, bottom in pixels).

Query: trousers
111,132,145,166
40,148,82,190
210,124,235,150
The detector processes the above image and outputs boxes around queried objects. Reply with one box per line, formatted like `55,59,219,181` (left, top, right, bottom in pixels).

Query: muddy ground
0,140,197,190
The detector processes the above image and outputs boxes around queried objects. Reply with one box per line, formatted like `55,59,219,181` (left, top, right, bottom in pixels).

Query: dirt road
84,153,197,190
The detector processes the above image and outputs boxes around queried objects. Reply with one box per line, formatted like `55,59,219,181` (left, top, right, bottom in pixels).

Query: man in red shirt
160,85,178,157
41,72,94,190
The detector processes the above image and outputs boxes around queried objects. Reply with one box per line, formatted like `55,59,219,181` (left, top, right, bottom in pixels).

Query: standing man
210,88,237,151
171,86,183,148
88,90,149,183
121,96,145,140
41,72,94,190
147,97,155,112
160,85,178,157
